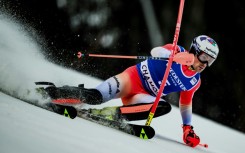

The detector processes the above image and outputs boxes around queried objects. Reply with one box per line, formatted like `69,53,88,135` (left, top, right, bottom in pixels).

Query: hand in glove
182,125,200,147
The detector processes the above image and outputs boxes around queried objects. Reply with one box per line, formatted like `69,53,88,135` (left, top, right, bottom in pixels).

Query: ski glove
182,125,200,147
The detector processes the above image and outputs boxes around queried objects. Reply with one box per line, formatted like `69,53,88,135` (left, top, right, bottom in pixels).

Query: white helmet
190,35,219,66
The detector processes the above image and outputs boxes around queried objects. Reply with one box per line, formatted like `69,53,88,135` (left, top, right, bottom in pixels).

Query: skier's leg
87,100,171,121
119,94,172,121
87,94,171,121
44,85,103,105
43,71,130,105
95,72,132,103
95,65,148,104
44,65,142,105
119,101,171,121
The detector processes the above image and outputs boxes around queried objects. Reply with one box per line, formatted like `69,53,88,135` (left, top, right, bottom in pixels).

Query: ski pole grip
77,51,86,58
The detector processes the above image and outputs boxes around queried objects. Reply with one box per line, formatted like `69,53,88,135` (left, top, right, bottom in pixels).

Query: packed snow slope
1,13,245,153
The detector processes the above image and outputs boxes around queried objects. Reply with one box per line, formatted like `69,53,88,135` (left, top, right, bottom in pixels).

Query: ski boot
35,82,103,105
87,106,122,121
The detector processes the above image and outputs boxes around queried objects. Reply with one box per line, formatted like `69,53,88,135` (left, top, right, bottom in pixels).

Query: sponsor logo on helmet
198,36,218,57
200,36,207,41
206,47,217,56
207,38,217,47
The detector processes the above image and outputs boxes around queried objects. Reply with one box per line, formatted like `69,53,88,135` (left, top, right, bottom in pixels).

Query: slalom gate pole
145,0,185,126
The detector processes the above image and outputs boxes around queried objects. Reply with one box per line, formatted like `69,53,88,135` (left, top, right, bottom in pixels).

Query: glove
182,125,200,147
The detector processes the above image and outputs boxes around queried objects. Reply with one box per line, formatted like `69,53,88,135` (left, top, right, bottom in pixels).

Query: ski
76,109,155,139
35,81,77,119
44,103,77,119
35,81,155,139
12,95,77,119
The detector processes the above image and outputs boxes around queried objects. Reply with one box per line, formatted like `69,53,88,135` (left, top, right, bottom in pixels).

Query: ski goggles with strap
197,51,216,67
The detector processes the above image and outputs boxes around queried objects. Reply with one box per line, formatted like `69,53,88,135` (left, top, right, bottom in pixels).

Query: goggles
197,51,215,66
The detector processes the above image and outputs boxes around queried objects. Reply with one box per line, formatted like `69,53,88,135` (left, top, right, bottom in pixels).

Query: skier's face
192,55,207,73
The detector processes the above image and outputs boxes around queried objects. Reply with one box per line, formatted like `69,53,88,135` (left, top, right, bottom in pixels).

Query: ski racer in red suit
47,35,219,147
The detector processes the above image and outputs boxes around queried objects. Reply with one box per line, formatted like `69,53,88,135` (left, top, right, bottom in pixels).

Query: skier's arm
179,80,201,147
150,44,173,58
179,80,200,125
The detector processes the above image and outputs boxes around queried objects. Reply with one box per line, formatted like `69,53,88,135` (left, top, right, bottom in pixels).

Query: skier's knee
154,101,171,118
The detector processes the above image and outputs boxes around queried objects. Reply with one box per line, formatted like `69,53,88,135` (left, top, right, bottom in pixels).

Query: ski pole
77,52,194,66
199,143,208,148
145,0,185,126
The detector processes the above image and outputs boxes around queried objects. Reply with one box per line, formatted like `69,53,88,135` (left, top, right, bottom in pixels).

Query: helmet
189,35,219,66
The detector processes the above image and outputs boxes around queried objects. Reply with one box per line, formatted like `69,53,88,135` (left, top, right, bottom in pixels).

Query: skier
45,35,219,147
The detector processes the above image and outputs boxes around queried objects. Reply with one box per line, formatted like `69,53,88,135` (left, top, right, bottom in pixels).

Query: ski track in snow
1,12,245,153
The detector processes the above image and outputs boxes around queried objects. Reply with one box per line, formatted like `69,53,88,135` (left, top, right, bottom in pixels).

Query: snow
1,12,245,153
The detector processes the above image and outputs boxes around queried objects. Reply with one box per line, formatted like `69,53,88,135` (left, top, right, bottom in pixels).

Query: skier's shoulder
161,44,187,53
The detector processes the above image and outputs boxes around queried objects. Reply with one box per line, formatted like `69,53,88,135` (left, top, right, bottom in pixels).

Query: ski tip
62,105,77,119
140,127,155,139
48,103,77,119
133,125,155,139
